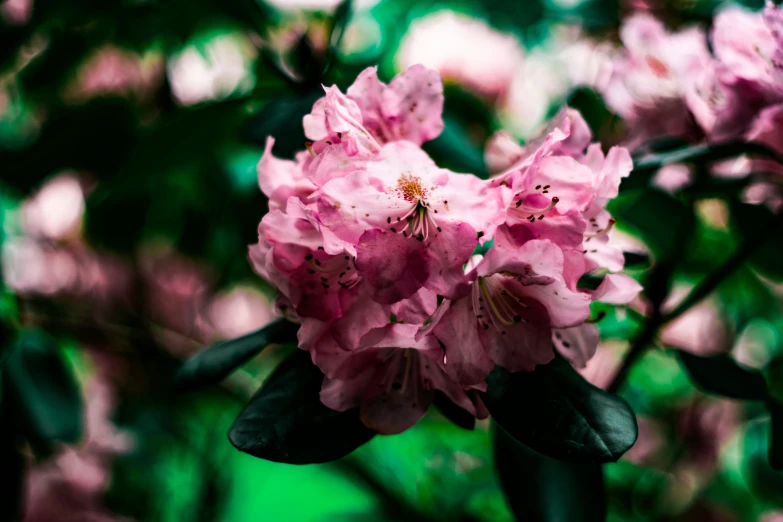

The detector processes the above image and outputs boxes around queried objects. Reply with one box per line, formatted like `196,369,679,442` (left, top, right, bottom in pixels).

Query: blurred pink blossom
396,11,525,99
1,0,32,25
167,34,256,106
652,163,694,194
23,379,134,522
21,174,85,240
660,286,732,356
207,285,277,340
65,46,163,104
604,13,711,145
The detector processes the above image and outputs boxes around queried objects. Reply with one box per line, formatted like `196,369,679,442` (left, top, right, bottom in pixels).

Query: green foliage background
1,0,783,520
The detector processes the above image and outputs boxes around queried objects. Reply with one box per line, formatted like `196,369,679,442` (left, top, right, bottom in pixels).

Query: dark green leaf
422,115,488,178
482,358,638,463
731,200,783,281
228,350,374,464
612,188,694,262
4,330,83,447
768,400,783,471
622,251,650,269
0,438,25,522
494,425,607,522
242,91,322,159
174,319,299,391
433,391,475,431
326,0,352,73
677,351,767,400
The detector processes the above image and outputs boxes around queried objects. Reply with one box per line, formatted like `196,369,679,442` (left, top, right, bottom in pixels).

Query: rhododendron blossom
250,66,639,434
603,13,711,144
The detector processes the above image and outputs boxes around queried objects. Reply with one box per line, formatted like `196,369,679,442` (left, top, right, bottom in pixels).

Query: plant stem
608,211,783,393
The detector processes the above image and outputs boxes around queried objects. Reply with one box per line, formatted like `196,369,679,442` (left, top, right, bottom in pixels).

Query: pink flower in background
65,46,163,104
23,379,134,522
660,287,732,356
21,174,85,241
604,13,711,144
686,4,783,140
396,11,525,99
319,324,486,434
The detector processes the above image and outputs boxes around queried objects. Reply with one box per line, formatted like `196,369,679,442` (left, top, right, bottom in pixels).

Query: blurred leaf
731,200,783,281
768,400,783,471
1,99,139,194
4,330,83,449
174,319,299,392
612,188,694,262
229,350,374,464
423,114,488,178
567,88,620,144
482,358,638,463
494,425,606,522
325,0,353,75
676,351,767,400
626,141,783,190
433,391,475,431
622,252,650,269
243,91,322,159
0,436,25,522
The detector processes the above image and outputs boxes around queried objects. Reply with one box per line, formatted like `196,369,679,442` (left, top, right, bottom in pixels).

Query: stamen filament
584,218,616,238
479,278,516,327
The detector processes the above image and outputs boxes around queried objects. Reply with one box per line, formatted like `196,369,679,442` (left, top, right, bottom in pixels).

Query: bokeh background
2,0,783,520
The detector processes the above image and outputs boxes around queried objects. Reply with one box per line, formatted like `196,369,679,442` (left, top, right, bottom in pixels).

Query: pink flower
426,236,592,377
318,323,486,434
303,65,444,156
487,108,633,272
687,3,783,140
315,140,510,302
257,137,317,211
604,13,711,143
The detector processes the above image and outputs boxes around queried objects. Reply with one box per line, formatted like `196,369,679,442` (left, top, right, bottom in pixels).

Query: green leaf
612,188,694,262
0,439,25,522
482,358,638,463
494,425,607,522
676,351,767,400
433,391,475,431
768,400,783,471
4,330,84,447
242,91,322,159
174,319,299,392
422,114,488,178
228,351,374,464
730,200,783,281
325,0,352,75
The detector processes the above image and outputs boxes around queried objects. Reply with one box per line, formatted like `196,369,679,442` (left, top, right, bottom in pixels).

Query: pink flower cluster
605,2,783,152
250,65,641,434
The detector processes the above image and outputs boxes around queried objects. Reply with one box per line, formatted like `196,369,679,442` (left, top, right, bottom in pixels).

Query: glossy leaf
174,319,299,392
482,358,638,463
494,425,607,522
677,351,767,400
4,330,83,447
229,350,374,464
